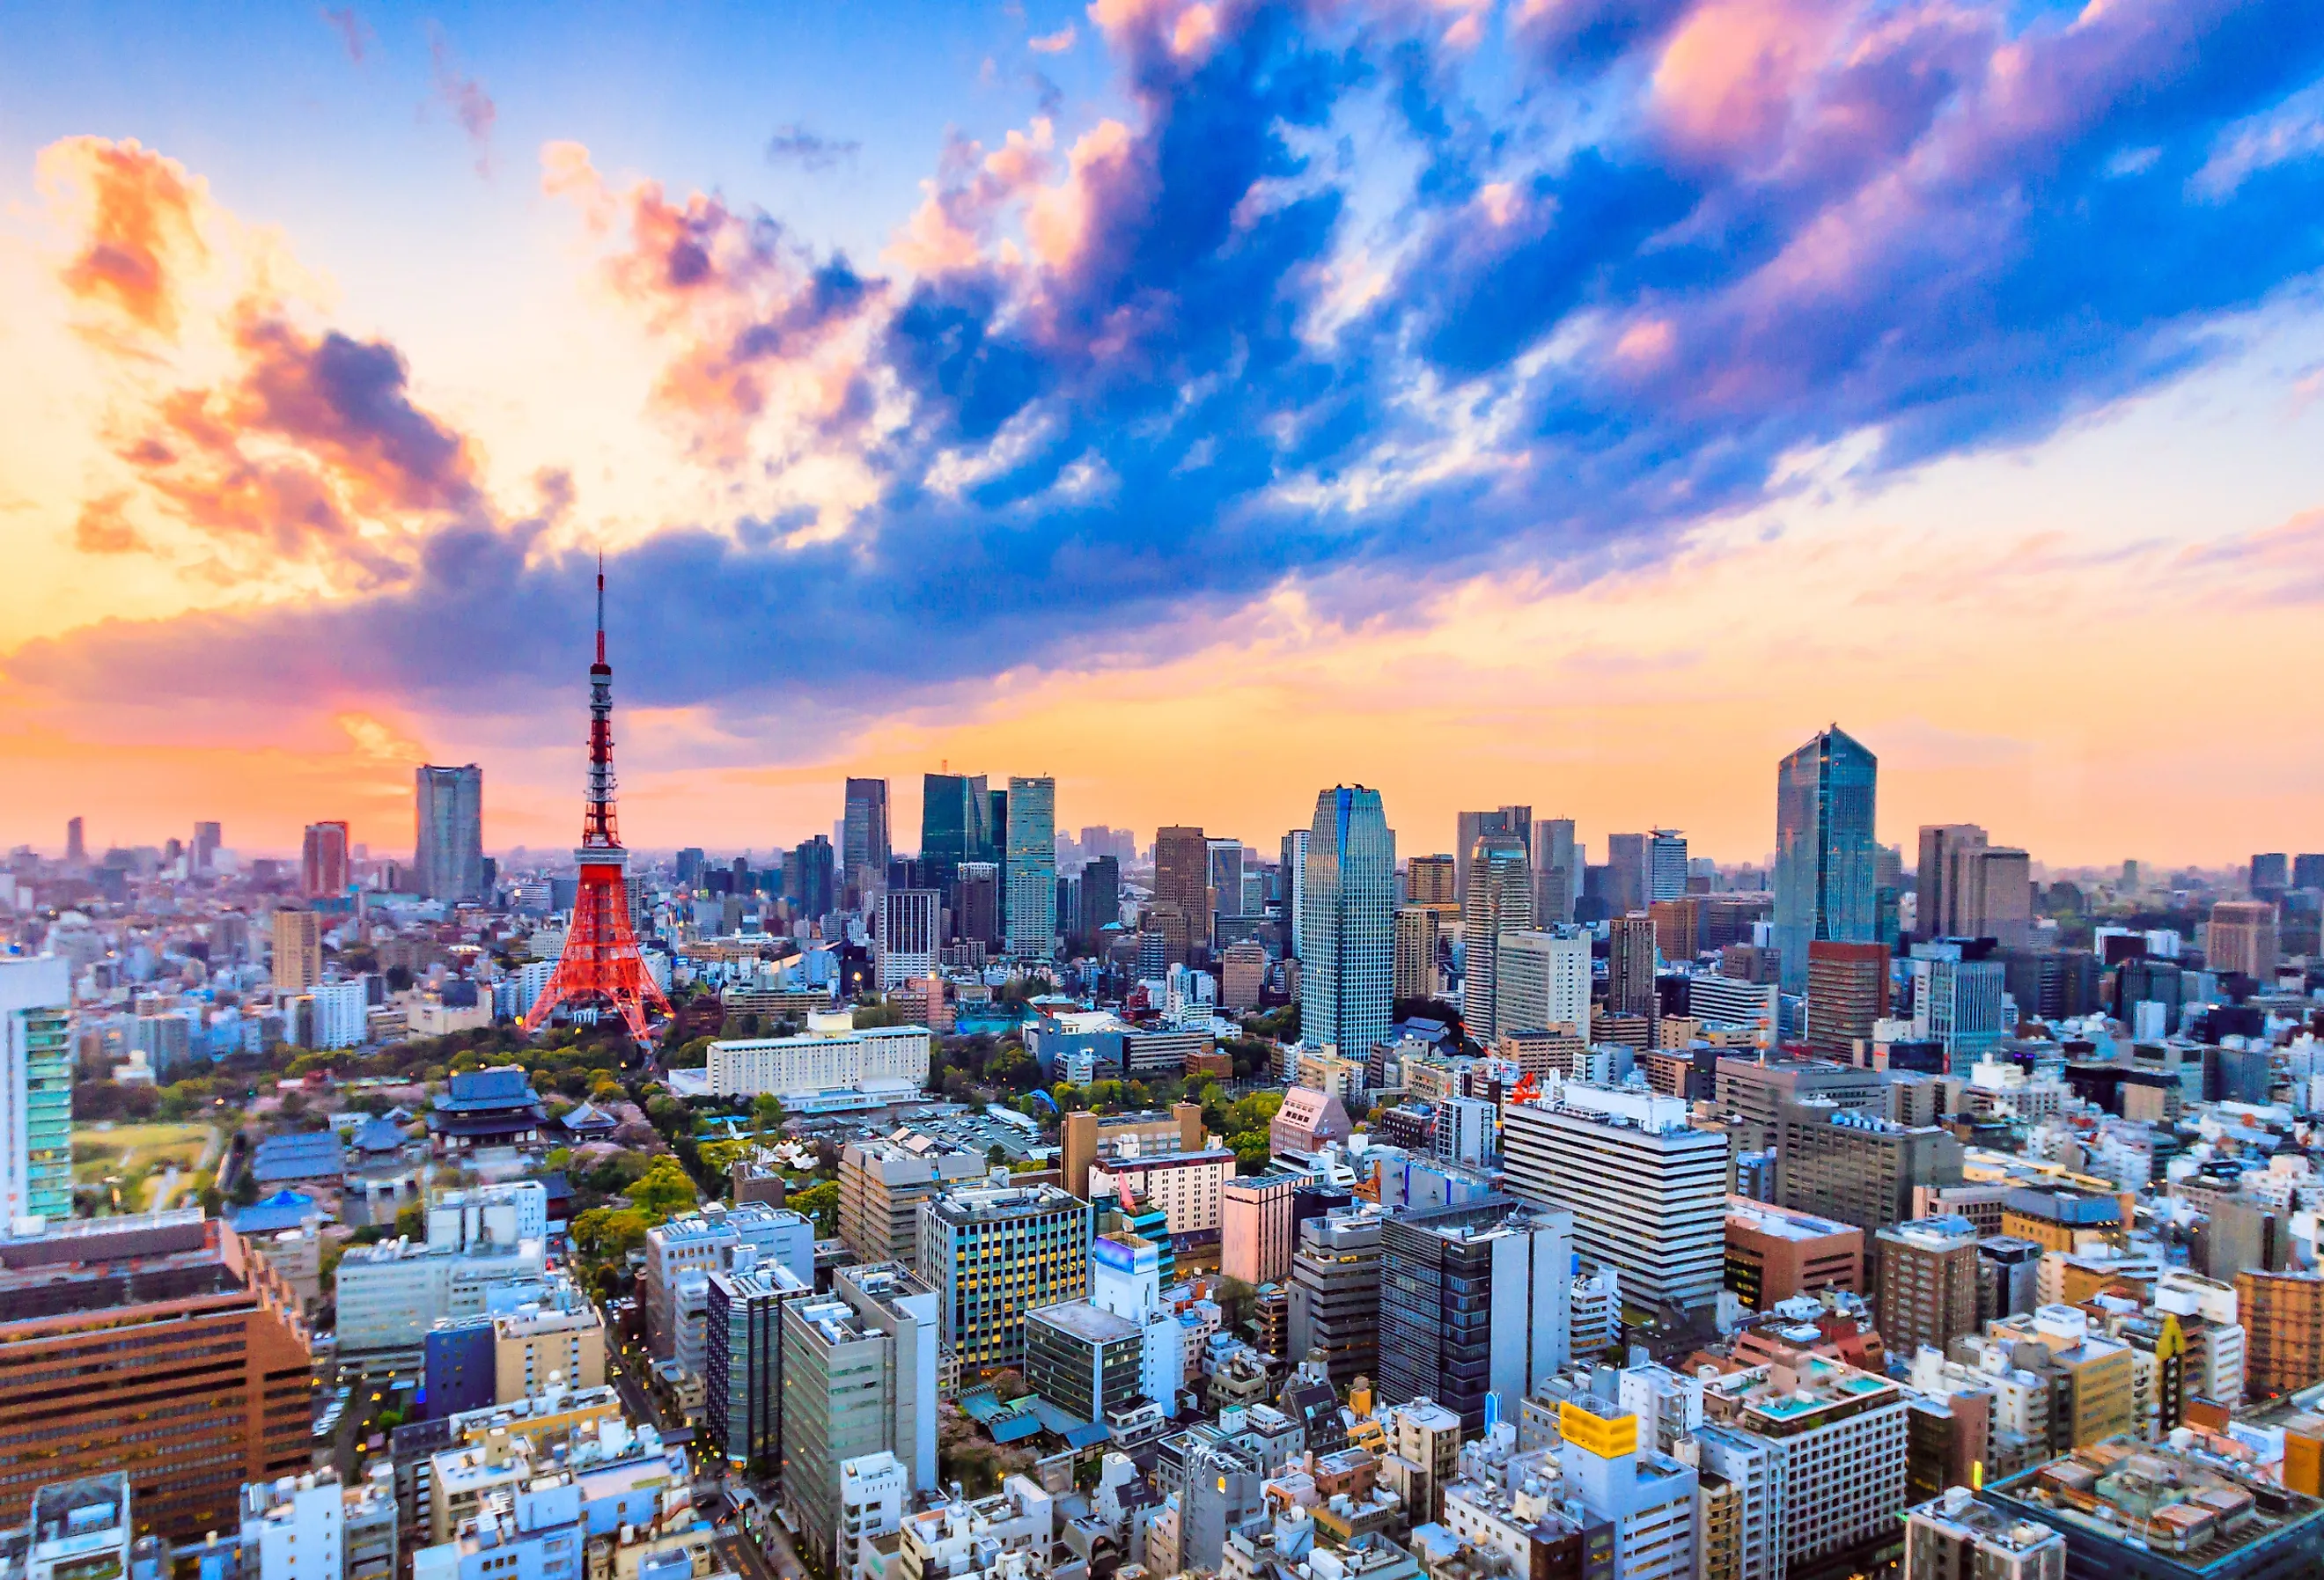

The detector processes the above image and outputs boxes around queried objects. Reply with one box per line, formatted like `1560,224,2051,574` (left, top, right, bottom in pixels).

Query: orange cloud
39,136,208,342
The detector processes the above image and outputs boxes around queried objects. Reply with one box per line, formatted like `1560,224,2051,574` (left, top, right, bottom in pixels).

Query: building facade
1300,787,1395,1059
414,764,486,903
1773,726,1879,996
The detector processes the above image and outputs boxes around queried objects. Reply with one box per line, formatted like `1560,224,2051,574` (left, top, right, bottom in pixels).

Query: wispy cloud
764,122,861,172
1029,24,1077,54
320,5,369,64
428,28,496,176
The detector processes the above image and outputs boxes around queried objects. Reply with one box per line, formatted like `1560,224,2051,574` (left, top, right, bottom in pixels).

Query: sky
3,0,2323,870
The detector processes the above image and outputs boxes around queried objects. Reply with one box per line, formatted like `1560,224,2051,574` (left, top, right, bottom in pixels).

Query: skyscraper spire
526,557,672,1043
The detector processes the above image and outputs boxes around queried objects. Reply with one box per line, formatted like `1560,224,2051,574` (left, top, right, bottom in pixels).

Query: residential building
1701,1356,1908,1573
302,820,350,899
837,1134,988,1266
1460,834,1533,1042
1394,907,1441,1001
1222,1175,1302,1286
1773,726,1879,995
1900,1488,2064,1580
1301,786,1396,1059
2237,1269,2324,1401
1492,929,1592,1046
11,1475,133,1580
1501,1086,1727,1313
272,908,321,993
1087,1145,1234,1251
1873,1216,1982,1356
1004,775,1057,961
1376,1196,1573,1433
875,890,942,989
1606,915,1658,1022
1282,829,1310,959
414,764,485,903
1555,1393,1698,1580
0,957,72,1228
916,1182,1091,1371
705,1010,932,1101
493,1296,607,1401
0,1213,312,1542
1272,1086,1352,1157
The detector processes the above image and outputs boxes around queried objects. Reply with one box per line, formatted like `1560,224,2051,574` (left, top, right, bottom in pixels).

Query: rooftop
1986,1440,2324,1567
1726,1199,1857,1241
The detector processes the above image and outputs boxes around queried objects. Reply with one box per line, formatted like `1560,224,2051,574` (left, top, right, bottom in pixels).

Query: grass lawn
72,1121,220,1207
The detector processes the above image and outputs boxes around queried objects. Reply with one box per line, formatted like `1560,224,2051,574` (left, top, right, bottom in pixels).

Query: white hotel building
704,1009,932,1104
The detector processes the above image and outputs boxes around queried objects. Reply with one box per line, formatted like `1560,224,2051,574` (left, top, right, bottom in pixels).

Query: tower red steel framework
524,560,673,1043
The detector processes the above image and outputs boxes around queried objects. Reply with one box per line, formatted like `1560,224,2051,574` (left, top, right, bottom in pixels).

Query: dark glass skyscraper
1300,785,1395,1057
842,777,890,904
415,763,485,901
918,772,990,892
1773,726,1878,994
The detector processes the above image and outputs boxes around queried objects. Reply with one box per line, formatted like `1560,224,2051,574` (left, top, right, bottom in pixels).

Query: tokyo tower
524,559,673,1043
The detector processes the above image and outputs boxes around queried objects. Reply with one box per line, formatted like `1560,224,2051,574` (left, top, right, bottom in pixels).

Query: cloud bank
13,0,2324,759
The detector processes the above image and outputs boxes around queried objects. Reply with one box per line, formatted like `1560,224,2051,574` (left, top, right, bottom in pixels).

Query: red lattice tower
524,559,673,1044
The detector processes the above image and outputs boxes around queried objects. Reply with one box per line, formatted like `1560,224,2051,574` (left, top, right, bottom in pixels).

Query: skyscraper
1300,786,1395,1058
63,817,85,866
271,908,321,994
1460,833,1533,1042
784,834,836,920
1279,829,1308,959
1155,826,1210,953
842,777,891,907
1533,818,1578,924
1773,726,1879,994
1406,853,1457,907
918,772,990,893
1,956,73,1227
1915,824,1983,939
301,820,349,899
1648,829,1688,902
1605,833,1649,915
1004,775,1057,962
1606,914,1658,1021
1805,940,1890,1062
414,764,485,902
1077,855,1121,949
192,820,222,876
1454,806,1531,901
1916,824,2029,944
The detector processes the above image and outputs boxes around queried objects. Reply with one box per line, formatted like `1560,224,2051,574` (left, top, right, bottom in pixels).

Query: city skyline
6,4,2324,864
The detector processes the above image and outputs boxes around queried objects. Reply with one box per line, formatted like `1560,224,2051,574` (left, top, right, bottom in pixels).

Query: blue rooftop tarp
1026,1399,1111,1448
232,1189,322,1233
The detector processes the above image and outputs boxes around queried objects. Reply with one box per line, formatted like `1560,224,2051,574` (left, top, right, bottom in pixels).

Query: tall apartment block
1703,1356,1908,1575
1804,940,1890,1063
1501,1086,1727,1314
0,1213,313,1541
837,1135,988,1265
917,1182,1091,1371
1,957,72,1228
2236,1268,2324,1401
271,908,322,994
1873,1216,1983,1356
1377,1196,1573,1433
1287,1204,1385,1385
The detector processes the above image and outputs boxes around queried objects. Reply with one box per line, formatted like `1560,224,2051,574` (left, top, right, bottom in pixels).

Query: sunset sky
4,0,2322,869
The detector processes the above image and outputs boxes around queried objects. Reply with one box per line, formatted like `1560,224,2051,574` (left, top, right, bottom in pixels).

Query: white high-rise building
1,955,72,1230
1004,776,1057,964
240,1473,343,1580
1299,787,1394,1057
876,889,941,988
1501,1085,1726,1313
1089,1231,1187,1416
309,981,368,1050
1494,929,1592,1041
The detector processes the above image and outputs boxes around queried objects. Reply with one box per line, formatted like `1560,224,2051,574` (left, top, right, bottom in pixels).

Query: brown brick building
2239,1268,2324,1402
1725,1198,1864,1311
0,1211,313,1541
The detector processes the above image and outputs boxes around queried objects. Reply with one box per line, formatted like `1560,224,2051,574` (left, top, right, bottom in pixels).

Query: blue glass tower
1299,785,1395,1056
1773,726,1879,995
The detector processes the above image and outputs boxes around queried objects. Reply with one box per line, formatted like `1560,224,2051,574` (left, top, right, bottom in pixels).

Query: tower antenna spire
524,551,671,1044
